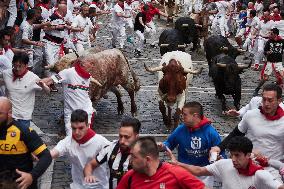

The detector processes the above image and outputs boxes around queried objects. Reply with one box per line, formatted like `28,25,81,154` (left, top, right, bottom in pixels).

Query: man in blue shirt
158,101,224,186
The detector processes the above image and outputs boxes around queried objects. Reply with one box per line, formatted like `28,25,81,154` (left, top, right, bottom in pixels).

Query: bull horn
216,63,226,67
237,48,246,53
237,63,250,69
160,44,170,47
44,64,54,70
184,67,203,74
177,44,187,48
144,63,163,73
195,24,203,28
220,46,228,51
90,77,103,87
182,24,189,27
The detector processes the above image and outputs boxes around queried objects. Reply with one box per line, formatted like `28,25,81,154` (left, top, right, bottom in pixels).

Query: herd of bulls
48,16,253,128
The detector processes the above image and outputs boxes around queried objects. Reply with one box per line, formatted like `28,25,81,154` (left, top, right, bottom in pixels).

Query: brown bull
48,48,140,115
145,51,202,128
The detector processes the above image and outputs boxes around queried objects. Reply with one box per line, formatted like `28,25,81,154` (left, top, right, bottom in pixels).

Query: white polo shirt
206,159,282,189
2,69,42,120
54,134,110,189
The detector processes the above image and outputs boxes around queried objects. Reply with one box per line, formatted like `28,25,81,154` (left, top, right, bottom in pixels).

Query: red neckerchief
4,45,12,51
74,62,91,79
188,116,211,132
0,48,3,55
54,11,65,20
118,2,124,10
237,159,263,176
12,68,28,82
37,3,50,10
255,156,269,167
72,128,96,144
259,106,284,120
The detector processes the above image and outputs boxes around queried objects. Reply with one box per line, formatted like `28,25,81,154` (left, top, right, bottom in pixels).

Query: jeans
14,119,31,128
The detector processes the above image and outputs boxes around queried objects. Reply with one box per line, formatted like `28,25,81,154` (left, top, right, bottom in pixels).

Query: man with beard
0,97,52,189
50,109,109,189
116,136,207,189
84,116,141,189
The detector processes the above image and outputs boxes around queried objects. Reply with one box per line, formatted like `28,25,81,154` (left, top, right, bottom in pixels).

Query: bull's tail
121,51,140,92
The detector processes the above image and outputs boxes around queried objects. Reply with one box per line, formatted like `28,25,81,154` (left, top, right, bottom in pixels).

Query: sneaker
134,49,142,57
253,64,259,71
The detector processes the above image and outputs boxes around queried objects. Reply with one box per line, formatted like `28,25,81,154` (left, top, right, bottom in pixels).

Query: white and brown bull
46,48,140,115
144,51,202,128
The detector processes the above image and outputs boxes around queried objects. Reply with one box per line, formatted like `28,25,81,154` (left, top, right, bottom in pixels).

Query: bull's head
216,61,251,93
144,60,202,104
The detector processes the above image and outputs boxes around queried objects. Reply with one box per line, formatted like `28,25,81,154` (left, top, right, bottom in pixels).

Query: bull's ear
162,62,166,66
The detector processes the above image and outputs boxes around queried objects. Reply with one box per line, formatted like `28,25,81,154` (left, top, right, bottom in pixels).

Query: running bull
144,51,202,127
204,35,246,73
158,17,200,56
210,53,251,112
46,48,140,115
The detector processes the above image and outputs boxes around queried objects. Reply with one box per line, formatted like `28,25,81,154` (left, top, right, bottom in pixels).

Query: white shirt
55,67,93,115
238,109,284,160
54,134,110,189
2,69,41,120
71,14,93,43
111,4,126,27
215,1,229,16
0,55,12,74
206,159,282,189
258,20,275,38
275,20,284,38
20,20,34,49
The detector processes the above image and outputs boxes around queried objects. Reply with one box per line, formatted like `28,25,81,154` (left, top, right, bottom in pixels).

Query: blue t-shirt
239,12,247,29
164,123,223,167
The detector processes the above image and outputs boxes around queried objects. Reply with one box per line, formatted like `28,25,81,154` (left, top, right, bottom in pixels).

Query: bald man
0,97,52,189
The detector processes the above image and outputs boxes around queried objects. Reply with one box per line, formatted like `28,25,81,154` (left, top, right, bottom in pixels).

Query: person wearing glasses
0,52,50,128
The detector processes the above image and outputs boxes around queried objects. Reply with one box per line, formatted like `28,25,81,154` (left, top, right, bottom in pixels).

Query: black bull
210,54,251,111
158,17,199,56
204,35,245,71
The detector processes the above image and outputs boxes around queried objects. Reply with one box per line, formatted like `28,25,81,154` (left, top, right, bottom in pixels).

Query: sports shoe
134,49,142,57
253,64,259,71
150,44,157,48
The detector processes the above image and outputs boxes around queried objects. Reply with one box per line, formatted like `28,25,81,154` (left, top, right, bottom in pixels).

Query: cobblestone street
32,14,264,189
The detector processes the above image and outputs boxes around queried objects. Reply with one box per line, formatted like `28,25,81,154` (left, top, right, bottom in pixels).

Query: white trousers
134,30,144,52
212,15,227,37
43,41,60,77
75,41,91,55
255,37,268,65
111,25,126,48
145,21,156,45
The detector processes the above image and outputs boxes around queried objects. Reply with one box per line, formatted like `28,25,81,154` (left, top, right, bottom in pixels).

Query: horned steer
144,51,202,127
48,48,140,115
210,53,251,112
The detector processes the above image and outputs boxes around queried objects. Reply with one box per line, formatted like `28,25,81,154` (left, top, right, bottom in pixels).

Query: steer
210,53,251,112
144,51,202,128
47,48,140,115
204,35,245,74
